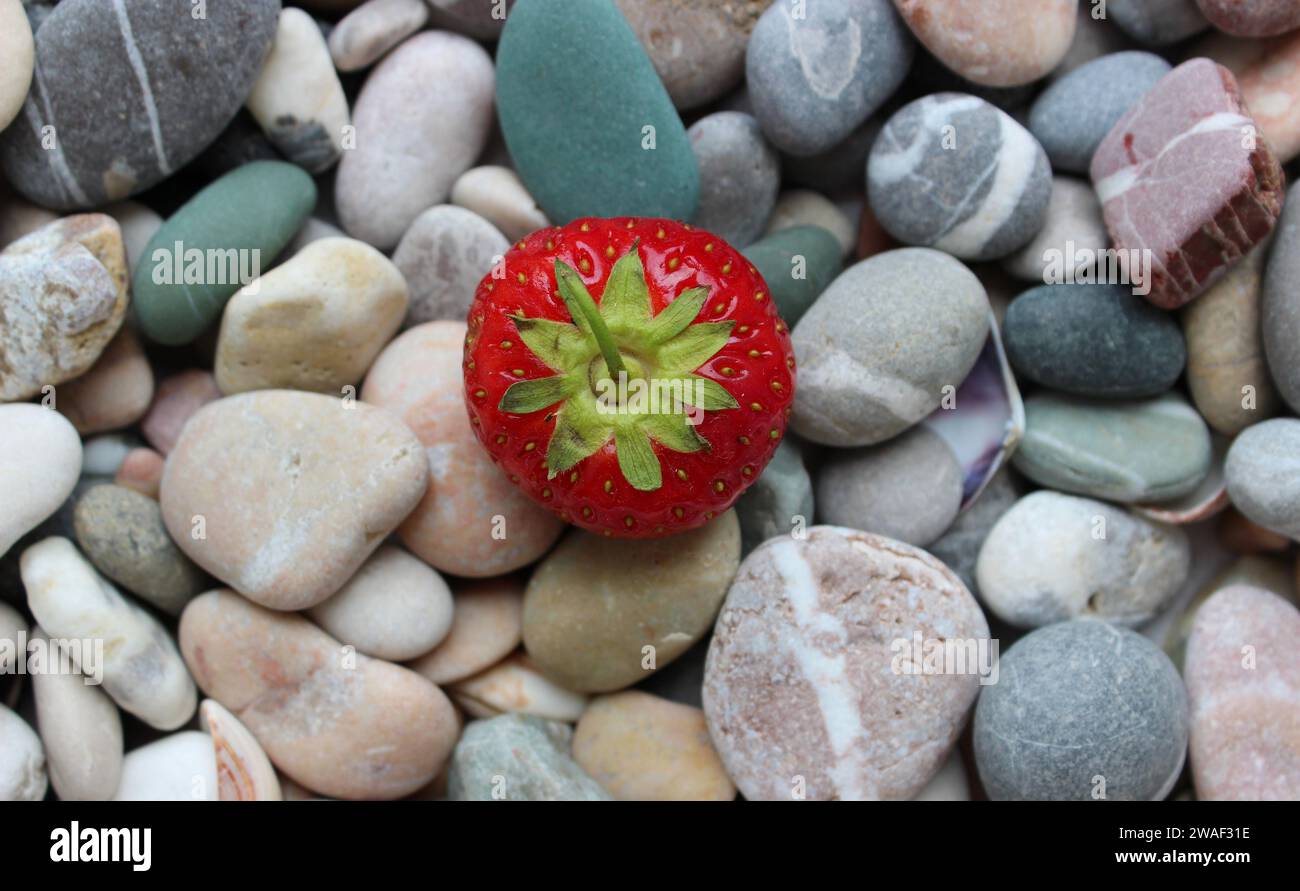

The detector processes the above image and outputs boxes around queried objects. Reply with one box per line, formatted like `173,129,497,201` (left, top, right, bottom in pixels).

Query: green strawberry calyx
498,241,738,492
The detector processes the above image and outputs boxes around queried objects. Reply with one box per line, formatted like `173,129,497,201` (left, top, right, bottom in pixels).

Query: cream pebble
113,732,218,802
450,652,588,722
450,166,551,242
0,704,47,801
408,577,525,686
0,404,82,558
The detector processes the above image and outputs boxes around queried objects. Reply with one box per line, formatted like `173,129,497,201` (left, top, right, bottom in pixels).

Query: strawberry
463,217,796,538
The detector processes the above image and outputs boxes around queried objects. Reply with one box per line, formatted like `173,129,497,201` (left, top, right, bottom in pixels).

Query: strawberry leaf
656,321,736,374
643,410,711,454
510,315,590,371
614,426,661,491
498,375,574,414
545,393,614,477
645,287,710,344
598,240,653,331
678,376,740,411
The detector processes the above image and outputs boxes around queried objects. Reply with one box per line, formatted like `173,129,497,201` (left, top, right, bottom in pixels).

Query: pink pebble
114,447,166,500
141,369,221,455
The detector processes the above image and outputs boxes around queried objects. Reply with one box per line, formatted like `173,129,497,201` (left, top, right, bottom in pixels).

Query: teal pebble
734,438,814,555
133,161,316,346
741,226,844,327
494,0,699,224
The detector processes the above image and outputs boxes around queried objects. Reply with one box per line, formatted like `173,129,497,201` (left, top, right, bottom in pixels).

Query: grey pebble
687,112,779,248
446,714,612,801
1105,0,1208,46
1224,418,1300,543
392,205,510,327
927,467,1021,597
1263,181,1300,415
734,438,814,555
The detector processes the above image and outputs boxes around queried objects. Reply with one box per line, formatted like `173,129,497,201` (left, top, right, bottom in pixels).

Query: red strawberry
463,217,796,538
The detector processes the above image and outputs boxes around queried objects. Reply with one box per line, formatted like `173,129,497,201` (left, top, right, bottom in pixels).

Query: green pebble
133,161,316,345
495,0,698,224
741,226,844,327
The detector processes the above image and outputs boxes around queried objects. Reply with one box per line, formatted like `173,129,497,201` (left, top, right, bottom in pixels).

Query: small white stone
329,0,429,72
450,652,588,722
0,703,47,801
113,731,218,802
765,189,856,256
450,166,551,243
0,405,82,558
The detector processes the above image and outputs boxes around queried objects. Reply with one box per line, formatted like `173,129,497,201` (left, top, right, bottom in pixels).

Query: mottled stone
974,620,1188,800
1263,182,1300,413
791,249,990,447
704,526,989,800
0,0,33,132
1224,418,1300,542
740,225,844,327
392,205,510,327
687,112,779,247
449,652,588,722
446,714,612,801
734,438,813,555
869,93,1052,261
1106,0,1209,45
1003,177,1108,281
408,577,524,686
160,391,429,611
450,166,550,244
328,0,428,72
0,404,81,558
55,328,153,435
1013,393,1213,503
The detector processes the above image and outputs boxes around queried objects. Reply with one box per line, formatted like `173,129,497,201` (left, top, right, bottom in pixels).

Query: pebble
0,405,81,558
927,468,1020,598
328,0,429,72
392,206,510,327
687,112,779,247
974,620,1188,800
72,484,207,616
307,545,454,662
215,237,408,396
1196,0,1300,36
1090,58,1285,310
704,526,988,800
976,491,1191,628
160,391,428,610
1224,418,1300,543
523,512,740,693
496,0,698,223
816,426,963,547
1165,555,1295,670
572,691,735,801
141,370,222,455
446,714,612,801
1263,182,1300,413
740,225,844,327
893,0,1076,87
114,448,166,500
1014,393,1213,503
449,652,588,722
1219,506,1294,554
1199,30,1300,164
450,166,551,244
0,704,46,801
55,329,154,435
0,214,128,401
79,433,136,478
246,7,350,173
199,699,281,801
21,536,196,730
1003,283,1186,398
1184,585,1300,799
764,190,857,256
361,322,565,577
408,577,525,686
0,0,33,132
426,0,514,39
0,0,280,209
104,201,162,274
1003,178,1107,283
29,627,123,801
113,732,218,802
1028,52,1172,174
337,32,494,249
1185,245,1279,434
791,248,990,447
1105,0,1209,45
734,439,813,555
745,0,913,156
0,602,22,674
180,589,458,800
133,161,317,346
869,93,1052,262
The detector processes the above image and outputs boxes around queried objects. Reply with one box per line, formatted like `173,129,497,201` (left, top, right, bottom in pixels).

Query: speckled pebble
446,714,612,801
687,112,779,248
1224,418,1300,543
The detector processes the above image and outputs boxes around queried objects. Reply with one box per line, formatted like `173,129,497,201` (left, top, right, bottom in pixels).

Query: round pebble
0,405,82,558
450,166,551,244
740,225,844,327
1196,0,1300,37
142,370,223,456
112,732,217,802
1106,0,1209,45
764,190,857,256
408,577,525,687
449,652,588,723
55,329,154,435
1002,176,1108,282
687,111,779,248
1224,418,1300,543
328,0,429,72
0,0,34,132
392,205,510,326
113,447,166,500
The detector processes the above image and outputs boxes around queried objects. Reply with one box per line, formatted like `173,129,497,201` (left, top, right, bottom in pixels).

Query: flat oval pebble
1164,555,1295,670
133,161,317,346
1014,393,1213,503
21,536,196,730
1106,0,1209,45
734,439,813,554
0,0,279,209
180,589,458,800
815,426,963,547
1224,418,1300,542
1184,585,1300,799
0,0,33,131
361,321,565,577
1003,177,1108,282
496,0,698,223
337,31,495,249
869,93,1051,261
449,652,588,723
974,620,1188,800
408,577,524,686
160,390,428,611
392,205,510,327
0,214,128,401
55,329,154,435
1003,283,1186,398
746,0,913,156
142,370,222,455
1263,182,1300,414
791,248,990,447
765,190,857,256
0,704,47,801
112,731,217,802
329,0,429,72
572,691,735,801
704,526,988,800
450,166,551,244
687,112,779,248
29,627,123,801
446,714,612,801
1028,51,1172,174
307,545,453,662
245,7,350,173
1196,0,1300,36
741,225,844,327
73,483,207,616
524,512,740,693
215,237,408,395
893,0,1076,88
0,405,81,558
976,491,1190,628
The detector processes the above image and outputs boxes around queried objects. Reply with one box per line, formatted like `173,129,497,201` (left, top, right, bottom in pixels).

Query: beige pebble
181,589,458,800
450,651,587,721
0,704,47,801
114,447,166,500
0,404,82,558
407,576,524,685
765,190,856,256
142,369,222,455
572,691,735,801
113,731,218,801
55,328,154,435
450,166,551,242
199,699,281,801
329,0,429,71
0,0,33,132
103,200,163,273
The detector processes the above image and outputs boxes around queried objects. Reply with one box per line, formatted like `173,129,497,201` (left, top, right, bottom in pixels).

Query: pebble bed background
0,0,1298,802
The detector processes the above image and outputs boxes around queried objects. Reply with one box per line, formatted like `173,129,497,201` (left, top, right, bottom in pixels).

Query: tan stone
449,651,588,722
114,447,165,500
408,576,524,685
573,691,735,801
1195,29,1300,163
142,369,221,455
56,328,154,434
0,0,33,132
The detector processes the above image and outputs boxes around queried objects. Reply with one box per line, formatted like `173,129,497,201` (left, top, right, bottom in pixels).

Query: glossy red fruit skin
463,218,797,539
